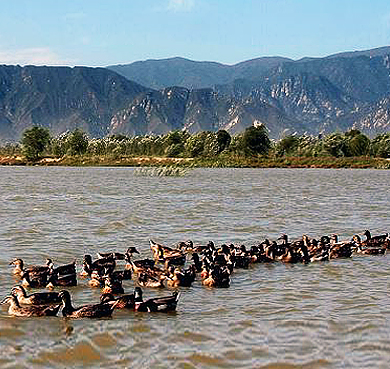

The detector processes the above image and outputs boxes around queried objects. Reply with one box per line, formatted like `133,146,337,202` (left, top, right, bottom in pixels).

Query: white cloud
167,0,194,12
0,47,73,66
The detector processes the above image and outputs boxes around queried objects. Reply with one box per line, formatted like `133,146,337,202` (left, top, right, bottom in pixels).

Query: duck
11,285,61,305
101,276,124,295
80,254,116,277
329,242,353,259
80,255,93,277
362,230,389,245
164,254,187,269
9,258,52,278
124,249,154,270
150,239,185,262
137,271,165,288
190,240,215,254
201,265,230,288
125,247,140,258
96,251,126,260
352,235,386,255
164,265,196,288
134,287,180,312
1,294,61,317
100,293,135,309
46,272,78,289
149,239,175,260
88,270,105,288
58,290,118,318
277,247,302,264
50,260,76,276
125,257,158,275
20,270,49,288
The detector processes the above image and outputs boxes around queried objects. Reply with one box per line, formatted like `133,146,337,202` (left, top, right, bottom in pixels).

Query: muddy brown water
0,167,389,368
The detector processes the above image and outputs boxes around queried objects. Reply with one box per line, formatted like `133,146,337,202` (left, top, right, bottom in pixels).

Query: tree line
1,125,390,162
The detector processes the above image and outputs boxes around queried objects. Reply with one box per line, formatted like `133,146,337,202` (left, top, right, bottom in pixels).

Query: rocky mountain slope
0,47,390,143
0,65,149,142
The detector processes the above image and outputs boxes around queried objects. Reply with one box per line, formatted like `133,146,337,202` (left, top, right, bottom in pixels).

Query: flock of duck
2,229,389,318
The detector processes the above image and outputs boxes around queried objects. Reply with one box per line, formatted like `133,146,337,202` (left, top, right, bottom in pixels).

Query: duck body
363,230,388,245
58,290,116,318
10,259,52,278
21,271,49,288
96,252,126,260
165,265,196,288
125,257,156,274
101,276,124,295
11,285,61,305
134,287,179,312
138,272,165,288
51,261,76,276
100,293,135,309
1,295,60,317
201,265,230,288
81,255,116,277
354,233,389,251
46,273,77,289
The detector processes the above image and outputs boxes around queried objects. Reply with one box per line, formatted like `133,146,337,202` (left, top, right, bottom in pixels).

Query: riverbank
1,154,389,169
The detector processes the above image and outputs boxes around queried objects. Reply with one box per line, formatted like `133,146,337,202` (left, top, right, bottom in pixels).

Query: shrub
21,126,51,161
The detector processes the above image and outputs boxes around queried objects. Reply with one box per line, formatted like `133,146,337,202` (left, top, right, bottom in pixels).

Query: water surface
0,167,389,368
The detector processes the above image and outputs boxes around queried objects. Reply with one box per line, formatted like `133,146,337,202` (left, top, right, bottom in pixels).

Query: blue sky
0,0,389,66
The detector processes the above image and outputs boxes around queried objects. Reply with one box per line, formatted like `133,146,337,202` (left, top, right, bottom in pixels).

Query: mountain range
1,46,390,143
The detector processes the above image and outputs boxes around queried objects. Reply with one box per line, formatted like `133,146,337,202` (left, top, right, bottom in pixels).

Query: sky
0,0,389,67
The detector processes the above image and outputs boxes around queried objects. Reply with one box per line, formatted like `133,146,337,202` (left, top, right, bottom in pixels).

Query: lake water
0,167,389,368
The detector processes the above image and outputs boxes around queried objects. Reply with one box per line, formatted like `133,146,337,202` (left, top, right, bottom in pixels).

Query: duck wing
66,303,115,318
25,292,61,305
52,261,76,276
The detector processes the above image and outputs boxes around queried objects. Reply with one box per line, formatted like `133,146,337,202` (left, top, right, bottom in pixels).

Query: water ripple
0,167,389,368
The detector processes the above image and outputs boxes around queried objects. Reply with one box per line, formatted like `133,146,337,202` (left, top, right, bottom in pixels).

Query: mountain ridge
0,46,390,143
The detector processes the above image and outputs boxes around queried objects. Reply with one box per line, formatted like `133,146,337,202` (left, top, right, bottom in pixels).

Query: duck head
126,247,140,256
9,258,23,270
11,285,27,298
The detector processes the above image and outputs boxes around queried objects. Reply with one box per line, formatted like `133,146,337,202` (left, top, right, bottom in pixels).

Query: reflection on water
0,167,389,368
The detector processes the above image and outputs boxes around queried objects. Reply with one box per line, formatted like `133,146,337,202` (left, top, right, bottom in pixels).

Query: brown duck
1,294,60,317
11,285,61,305
58,290,118,318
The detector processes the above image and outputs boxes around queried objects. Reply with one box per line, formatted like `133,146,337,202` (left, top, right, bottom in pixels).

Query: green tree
67,128,89,156
216,130,231,154
323,132,347,157
371,133,390,158
240,124,271,156
184,132,207,157
21,126,51,161
345,132,370,156
164,130,189,157
275,135,300,156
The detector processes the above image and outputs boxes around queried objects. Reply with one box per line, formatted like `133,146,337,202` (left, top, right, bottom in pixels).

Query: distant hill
0,46,390,143
107,56,291,90
0,65,149,141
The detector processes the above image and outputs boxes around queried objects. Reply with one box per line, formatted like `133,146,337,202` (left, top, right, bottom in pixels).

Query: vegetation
1,125,390,169
21,126,51,161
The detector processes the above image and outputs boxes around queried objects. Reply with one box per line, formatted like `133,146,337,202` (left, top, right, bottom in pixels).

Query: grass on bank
1,154,389,169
